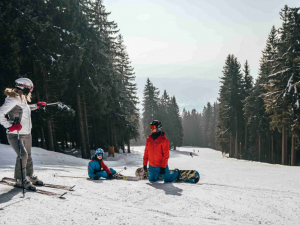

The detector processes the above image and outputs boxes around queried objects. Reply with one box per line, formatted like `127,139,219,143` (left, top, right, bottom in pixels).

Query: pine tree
167,96,183,150
264,6,300,165
218,54,244,157
244,26,277,162
208,102,219,149
0,0,140,159
157,90,171,135
202,103,212,147
242,60,253,158
142,78,160,138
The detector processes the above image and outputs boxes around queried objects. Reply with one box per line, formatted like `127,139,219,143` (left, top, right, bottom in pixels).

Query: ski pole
15,117,25,198
53,174,89,179
47,102,60,106
54,167,127,179
115,167,127,176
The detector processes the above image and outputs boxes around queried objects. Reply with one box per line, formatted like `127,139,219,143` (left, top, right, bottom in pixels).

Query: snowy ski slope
0,144,299,225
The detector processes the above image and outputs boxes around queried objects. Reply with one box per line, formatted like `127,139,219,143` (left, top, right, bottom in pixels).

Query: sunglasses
150,125,156,129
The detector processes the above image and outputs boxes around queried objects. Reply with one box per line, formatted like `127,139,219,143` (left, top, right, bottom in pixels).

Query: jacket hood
4,88,31,102
148,131,166,140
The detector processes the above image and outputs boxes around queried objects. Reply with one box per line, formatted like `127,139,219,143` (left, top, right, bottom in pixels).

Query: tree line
0,0,139,159
182,103,219,149
217,5,300,166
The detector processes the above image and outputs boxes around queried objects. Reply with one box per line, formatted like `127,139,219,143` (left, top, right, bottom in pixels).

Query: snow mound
0,143,87,168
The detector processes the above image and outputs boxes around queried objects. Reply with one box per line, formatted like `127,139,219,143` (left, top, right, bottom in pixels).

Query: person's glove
143,165,148,172
93,176,100,180
8,124,22,132
160,167,166,175
37,102,47,109
108,173,113,180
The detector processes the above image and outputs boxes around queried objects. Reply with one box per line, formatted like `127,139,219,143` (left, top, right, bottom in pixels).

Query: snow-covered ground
0,144,299,225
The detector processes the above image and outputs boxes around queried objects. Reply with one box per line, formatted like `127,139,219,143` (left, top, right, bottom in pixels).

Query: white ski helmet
15,78,34,93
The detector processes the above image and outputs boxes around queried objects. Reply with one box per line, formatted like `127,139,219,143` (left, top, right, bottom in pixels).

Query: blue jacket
88,157,111,178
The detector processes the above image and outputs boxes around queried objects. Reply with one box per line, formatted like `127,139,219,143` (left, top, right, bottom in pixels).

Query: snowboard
135,167,200,184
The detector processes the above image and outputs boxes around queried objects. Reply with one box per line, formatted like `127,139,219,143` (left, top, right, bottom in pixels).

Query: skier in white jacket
0,78,47,190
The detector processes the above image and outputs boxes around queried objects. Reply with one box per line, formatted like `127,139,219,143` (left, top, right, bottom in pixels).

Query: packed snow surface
0,144,300,225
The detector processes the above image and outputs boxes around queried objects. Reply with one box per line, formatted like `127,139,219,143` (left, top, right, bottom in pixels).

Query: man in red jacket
143,120,179,182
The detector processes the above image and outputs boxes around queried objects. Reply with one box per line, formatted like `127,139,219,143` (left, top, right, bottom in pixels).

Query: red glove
9,124,22,132
37,102,47,109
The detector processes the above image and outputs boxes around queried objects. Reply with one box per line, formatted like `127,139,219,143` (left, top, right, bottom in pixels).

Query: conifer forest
0,1,299,166
0,0,139,158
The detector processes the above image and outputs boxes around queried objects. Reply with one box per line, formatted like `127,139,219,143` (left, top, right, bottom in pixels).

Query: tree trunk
113,121,117,149
77,93,88,159
235,109,238,158
291,135,295,166
42,68,55,151
46,119,55,151
258,135,261,161
51,116,58,151
83,98,90,158
282,124,287,165
93,116,98,148
40,128,46,149
229,135,233,157
244,124,248,158
271,135,274,164
235,130,238,158
127,140,131,153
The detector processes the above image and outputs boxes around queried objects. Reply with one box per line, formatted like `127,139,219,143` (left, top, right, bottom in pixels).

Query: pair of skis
0,177,75,198
112,173,140,181
54,173,140,181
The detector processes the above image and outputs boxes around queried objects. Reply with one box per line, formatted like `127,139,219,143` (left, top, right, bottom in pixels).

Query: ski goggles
16,83,34,92
150,125,156,129
97,153,103,157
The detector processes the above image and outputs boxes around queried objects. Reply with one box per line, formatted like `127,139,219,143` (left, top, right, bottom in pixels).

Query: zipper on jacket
152,141,155,167
26,98,30,134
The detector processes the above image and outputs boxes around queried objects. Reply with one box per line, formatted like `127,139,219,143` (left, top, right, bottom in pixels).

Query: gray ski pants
7,134,34,179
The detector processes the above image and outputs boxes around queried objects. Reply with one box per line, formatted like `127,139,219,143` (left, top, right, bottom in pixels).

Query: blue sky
103,0,300,112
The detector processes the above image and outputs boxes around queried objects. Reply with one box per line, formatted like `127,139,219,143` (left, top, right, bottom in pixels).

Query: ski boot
27,174,44,185
16,177,36,191
174,169,182,181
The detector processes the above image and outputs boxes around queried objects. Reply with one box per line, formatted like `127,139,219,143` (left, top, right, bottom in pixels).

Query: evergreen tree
242,60,253,158
157,90,171,135
245,26,277,161
202,103,212,147
208,102,219,149
167,96,183,150
0,0,140,159
142,78,159,138
218,54,244,157
264,6,300,165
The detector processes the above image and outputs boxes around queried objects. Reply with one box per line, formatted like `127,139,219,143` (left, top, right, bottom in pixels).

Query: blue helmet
95,148,104,157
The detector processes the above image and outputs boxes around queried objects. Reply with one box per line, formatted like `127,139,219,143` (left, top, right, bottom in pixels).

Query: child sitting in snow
88,148,116,180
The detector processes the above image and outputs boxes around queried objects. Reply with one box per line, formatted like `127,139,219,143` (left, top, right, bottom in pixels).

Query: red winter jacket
143,132,170,168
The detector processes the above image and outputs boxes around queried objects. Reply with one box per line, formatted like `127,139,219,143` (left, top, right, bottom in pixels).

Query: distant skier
88,148,116,180
143,120,179,182
0,78,47,190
